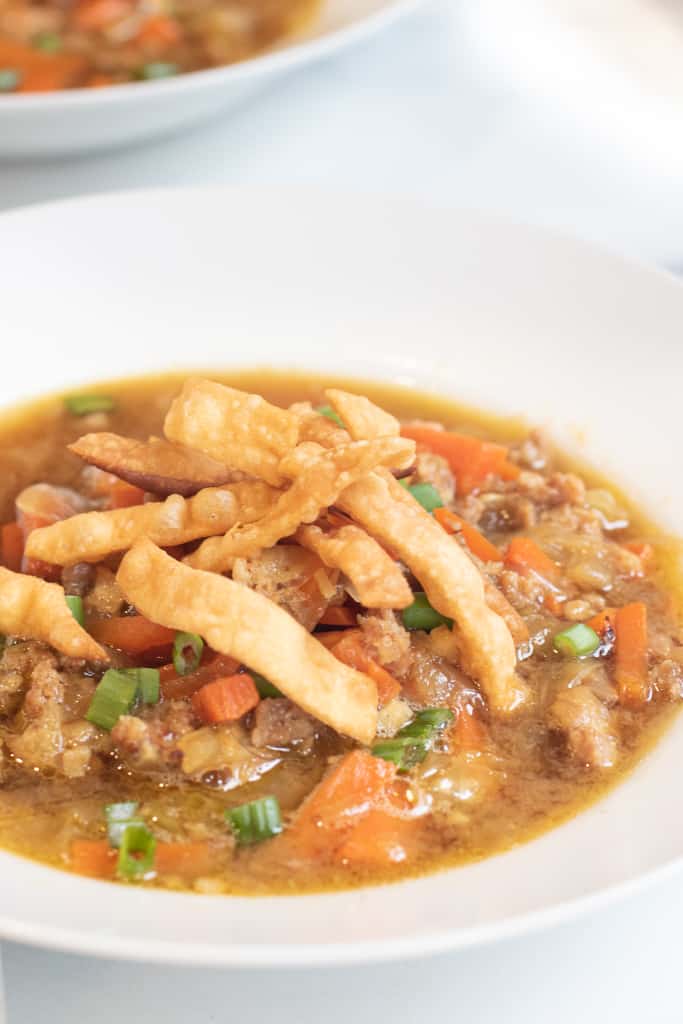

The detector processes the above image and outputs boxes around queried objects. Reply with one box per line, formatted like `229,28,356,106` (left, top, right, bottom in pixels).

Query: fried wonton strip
292,403,350,449
296,524,412,610
337,471,527,713
325,389,400,441
0,567,107,661
164,379,300,487
184,437,416,573
117,540,378,744
25,481,278,566
69,433,236,498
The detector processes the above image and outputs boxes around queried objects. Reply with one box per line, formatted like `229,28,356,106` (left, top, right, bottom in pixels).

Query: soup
0,0,316,92
0,370,680,895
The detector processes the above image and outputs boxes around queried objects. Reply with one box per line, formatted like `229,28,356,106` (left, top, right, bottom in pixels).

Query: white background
3,0,683,1018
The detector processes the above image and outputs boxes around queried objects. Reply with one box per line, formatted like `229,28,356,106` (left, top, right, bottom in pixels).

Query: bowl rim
1,186,683,966
0,0,420,111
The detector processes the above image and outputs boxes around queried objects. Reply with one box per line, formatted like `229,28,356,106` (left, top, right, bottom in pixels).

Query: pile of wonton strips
1,380,525,745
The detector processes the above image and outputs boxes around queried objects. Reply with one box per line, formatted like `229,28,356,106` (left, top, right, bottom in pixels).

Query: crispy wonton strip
325,389,400,441
337,471,527,713
117,540,378,744
164,379,300,487
296,524,412,610
69,433,236,498
25,481,278,566
184,437,415,573
0,567,107,661
291,403,349,449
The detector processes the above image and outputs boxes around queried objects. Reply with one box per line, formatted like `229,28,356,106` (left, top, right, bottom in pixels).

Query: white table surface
3,1,683,1019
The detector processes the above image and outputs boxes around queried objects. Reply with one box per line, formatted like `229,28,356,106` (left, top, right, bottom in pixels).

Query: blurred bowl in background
463,0,683,177
0,0,419,160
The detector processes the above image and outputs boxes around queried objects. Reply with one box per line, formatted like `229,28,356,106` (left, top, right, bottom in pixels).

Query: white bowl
0,0,417,159
0,187,682,965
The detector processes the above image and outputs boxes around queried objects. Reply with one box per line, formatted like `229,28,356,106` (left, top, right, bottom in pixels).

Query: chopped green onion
139,61,178,80
65,594,85,628
251,673,283,699
34,32,62,52
371,737,428,770
0,69,20,92
172,631,204,676
402,593,453,632
227,796,282,845
405,483,444,514
399,707,454,739
316,404,344,428
553,623,601,658
64,394,116,416
135,667,160,705
117,822,156,879
105,802,141,848
372,707,454,770
86,669,139,730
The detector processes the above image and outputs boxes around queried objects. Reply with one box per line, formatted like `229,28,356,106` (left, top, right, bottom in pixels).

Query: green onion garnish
172,631,204,676
316,404,344,428
227,796,283,845
85,669,139,730
135,667,160,705
64,394,116,416
139,62,178,80
105,802,141,848
399,707,454,738
371,737,427,770
65,594,85,628
251,673,283,699
117,822,156,879
405,483,444,513
402,593,453,632
34,32,61,52
372,707,454,771
0,69,20,92
553,623,601,658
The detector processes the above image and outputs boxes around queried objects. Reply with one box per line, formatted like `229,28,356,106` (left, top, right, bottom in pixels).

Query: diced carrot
614,602,650,708
335,809,420,867
86,72,117,88
587,607,618,636
434,507,503,562
504,536,565,615
315,628,360,649
159,652,240,700
70,839,116,879
0,40,88,92
1,522,24,572
73,0,133,30
154,841,213,877
291,750,396,857
88,615,176,654
319,606,357,627
451,707,487,751
623,541,655,573
191,673,260,724
136,14,182,46
400,425,518,494
332,632,401,706
109,481,145,509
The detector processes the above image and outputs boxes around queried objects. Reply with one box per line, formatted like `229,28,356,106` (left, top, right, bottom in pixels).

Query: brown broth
0,369,680,895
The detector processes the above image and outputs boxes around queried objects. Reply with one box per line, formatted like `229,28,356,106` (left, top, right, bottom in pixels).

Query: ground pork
358,609,413,677
548,686,617,769
111,701,196,772
250,698,319,751
412,452,456,504
0,641,55,717
7,655,65,770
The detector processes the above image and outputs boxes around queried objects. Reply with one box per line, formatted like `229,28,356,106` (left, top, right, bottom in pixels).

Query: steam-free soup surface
0,370,680,895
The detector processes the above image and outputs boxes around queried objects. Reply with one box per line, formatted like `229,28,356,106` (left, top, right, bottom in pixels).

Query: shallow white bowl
0,0,416,158
0,187,682,965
